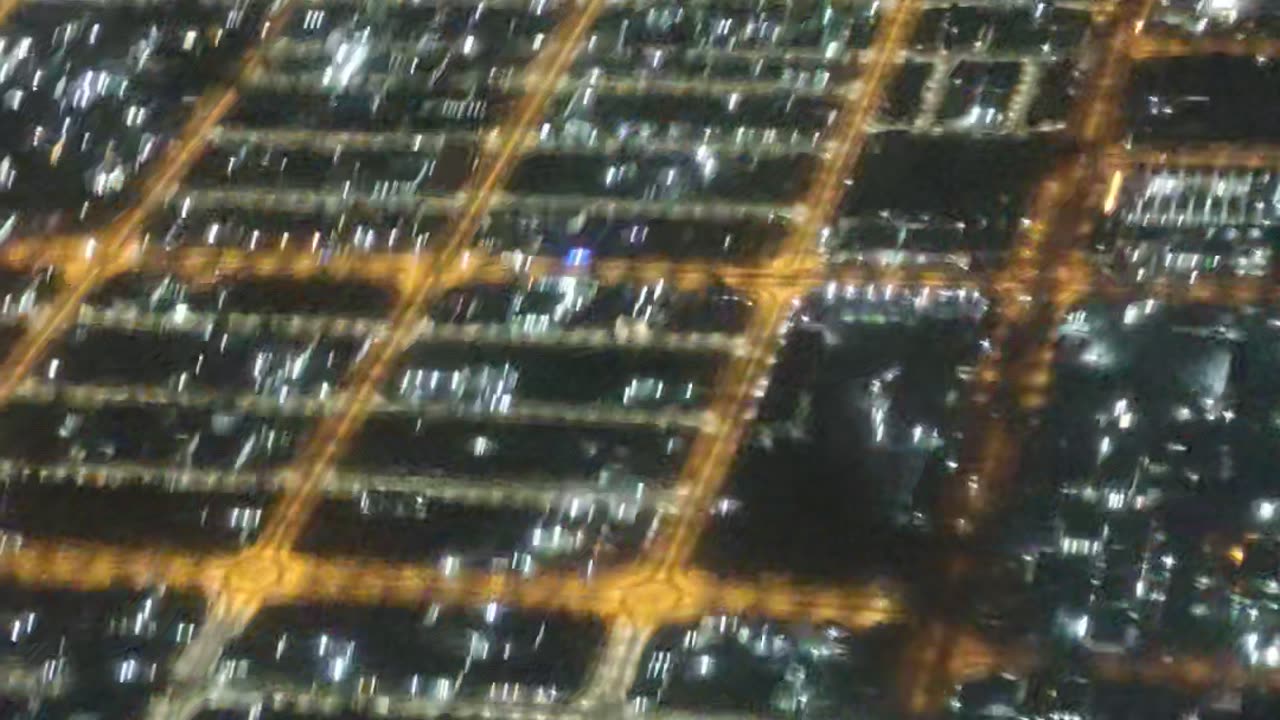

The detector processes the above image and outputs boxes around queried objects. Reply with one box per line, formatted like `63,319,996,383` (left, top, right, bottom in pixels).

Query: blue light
565,247,592,267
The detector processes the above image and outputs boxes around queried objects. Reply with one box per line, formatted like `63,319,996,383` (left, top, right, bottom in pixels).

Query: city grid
0,0,1277,718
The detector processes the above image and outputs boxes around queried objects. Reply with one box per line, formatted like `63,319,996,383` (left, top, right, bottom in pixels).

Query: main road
648,0,926,578
0,538,902,631
912,0,1161,712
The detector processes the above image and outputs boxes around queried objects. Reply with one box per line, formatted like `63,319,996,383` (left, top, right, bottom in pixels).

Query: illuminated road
0,460,285,495
907,0,1280,712
911,628,1280,707
918,0,1164,713
0,236,989,308
77,302,391,339
373,396,712,430
250,65,852,100
0,0,23,30
776,0,923,268
537,73,845,99
141,245,427,292
573,620,654,708
612,0,929,579
602,0,929,578
6,536,1273,712
11,380,340,416
1131,34,1280,59
417,320,748,355
520,130,831,158
0,457,677,513
0,0,1278,714
644,290,793,575
1106,143,1280,171
178,185,461,216
326,470,682,514
490,191,791,222
0,0,305,403
955,0,1159,528
213,125,474,153
253,0,610,556
167,607,254,684
140,236,983,298
0,540,902,630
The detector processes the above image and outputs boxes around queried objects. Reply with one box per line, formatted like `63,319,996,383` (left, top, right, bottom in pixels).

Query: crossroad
250,0,611,557
0,0,1276,717
0,539,902,629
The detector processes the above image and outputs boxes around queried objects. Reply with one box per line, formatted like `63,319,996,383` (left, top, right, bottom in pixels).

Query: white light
1205,0,1241,13
694,653,715,678
1243,631,1259,660
1069,614,1089,639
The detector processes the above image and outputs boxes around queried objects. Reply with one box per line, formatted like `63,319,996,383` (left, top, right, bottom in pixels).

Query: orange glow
1103,170,1124,215
1229,545,1246,566
0,0,1275,716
